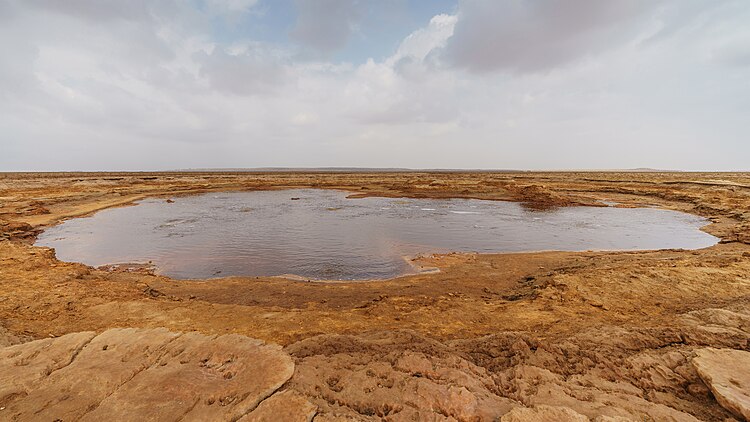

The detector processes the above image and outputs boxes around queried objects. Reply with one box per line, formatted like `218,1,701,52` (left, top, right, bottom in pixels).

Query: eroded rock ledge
2,319,750,421
283,307,750,421
0,328,302,421
692,348,750,421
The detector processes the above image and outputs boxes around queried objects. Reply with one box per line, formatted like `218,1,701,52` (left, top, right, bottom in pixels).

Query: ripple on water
35,189,719,280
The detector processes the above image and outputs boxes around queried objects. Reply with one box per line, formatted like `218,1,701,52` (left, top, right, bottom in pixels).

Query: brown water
35,189,718,280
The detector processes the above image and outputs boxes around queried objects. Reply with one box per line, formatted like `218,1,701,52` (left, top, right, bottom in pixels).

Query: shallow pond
35,189,718,280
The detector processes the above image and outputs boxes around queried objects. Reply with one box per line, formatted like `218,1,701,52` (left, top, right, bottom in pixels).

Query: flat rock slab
287,332,518,420
239,390,317,422
0,328,298,421
499,405,589,422
692,348,750,421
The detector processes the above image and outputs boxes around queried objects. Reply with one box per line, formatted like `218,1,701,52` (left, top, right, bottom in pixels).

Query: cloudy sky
1,0,748,171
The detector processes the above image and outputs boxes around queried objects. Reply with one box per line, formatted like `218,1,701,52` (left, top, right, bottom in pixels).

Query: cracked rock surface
283,311,750,421
0,328,300,421
692,348,750,421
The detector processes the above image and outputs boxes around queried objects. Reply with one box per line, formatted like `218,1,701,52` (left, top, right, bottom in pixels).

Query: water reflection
35,189,718,280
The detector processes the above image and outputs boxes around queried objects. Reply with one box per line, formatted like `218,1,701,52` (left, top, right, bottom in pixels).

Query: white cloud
443,0,660,73
388,14,457,65
24,0,155,22
289,0,363,56
292,112,319,126
0,0,749,171
204,0,259,15
197,45,288,96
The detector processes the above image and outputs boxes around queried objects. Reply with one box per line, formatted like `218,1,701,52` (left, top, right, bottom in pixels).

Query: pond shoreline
34,188,717,281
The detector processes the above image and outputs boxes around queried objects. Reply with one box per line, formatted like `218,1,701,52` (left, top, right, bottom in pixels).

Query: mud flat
1,171,749,420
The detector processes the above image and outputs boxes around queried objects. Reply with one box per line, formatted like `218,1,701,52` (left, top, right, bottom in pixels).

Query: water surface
36,189,718,280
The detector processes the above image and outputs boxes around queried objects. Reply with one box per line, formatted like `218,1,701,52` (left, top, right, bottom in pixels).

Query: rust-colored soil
1,171,749,420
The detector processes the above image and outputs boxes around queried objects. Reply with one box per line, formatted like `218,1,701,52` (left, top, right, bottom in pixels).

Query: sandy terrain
0,171,749,420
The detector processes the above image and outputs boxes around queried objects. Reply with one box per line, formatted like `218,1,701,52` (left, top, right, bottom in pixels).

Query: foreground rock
499,405,588,421
284,322,750,421
0,328,306,421
692,348,750,421
239,390,317,422
286,330,518,420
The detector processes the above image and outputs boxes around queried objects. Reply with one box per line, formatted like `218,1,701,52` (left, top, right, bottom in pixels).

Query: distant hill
622,168,683,172
173,167,521,173
172,167,681,173
174,167,532,173
177,167,414,172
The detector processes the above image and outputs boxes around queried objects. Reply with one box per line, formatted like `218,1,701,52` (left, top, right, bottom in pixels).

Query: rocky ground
0,171,749,421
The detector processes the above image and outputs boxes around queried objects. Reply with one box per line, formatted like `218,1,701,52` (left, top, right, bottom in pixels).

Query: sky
1,0,748,171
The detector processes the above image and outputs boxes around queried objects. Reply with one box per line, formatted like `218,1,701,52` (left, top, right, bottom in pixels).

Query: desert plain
0,171,749,421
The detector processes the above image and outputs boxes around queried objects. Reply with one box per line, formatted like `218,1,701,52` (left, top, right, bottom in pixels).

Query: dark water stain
35,189,719,280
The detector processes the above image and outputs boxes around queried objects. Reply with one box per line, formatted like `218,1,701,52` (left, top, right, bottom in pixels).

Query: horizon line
2,167,750,174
